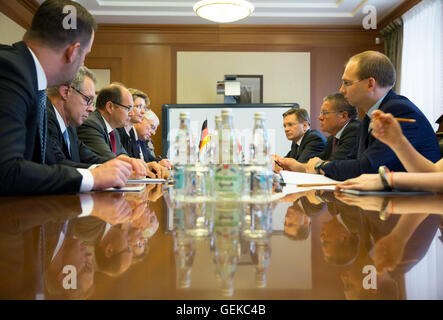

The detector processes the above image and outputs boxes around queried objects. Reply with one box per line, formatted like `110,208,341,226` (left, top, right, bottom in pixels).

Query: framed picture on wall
227,75,263,104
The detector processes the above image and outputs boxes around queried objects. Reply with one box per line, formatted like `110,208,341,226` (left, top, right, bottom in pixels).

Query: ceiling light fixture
193,0,255,23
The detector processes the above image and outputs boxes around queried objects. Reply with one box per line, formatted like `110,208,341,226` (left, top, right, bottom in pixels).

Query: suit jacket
322,90,442,181
76,110,127,159
285,129,326,163
0,41,82,195
117,127,139,159
318,119,361,161
46,101,111,168
139,140,159,162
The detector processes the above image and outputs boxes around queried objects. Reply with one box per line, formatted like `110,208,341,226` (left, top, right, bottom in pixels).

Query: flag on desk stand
199,119,210,156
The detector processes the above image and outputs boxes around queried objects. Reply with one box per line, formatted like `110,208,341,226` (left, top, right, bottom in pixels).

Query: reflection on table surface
0,185,442,300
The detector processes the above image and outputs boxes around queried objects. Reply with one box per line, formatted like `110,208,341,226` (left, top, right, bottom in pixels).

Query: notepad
280,171,340,187
127,178,167,184
102,185,145,192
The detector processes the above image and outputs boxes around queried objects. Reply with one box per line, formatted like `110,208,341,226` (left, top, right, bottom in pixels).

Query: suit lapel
357,115,371,158
94,111,112,149
68,127,80,162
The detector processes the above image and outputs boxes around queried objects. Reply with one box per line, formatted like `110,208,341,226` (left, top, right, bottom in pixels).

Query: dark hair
24,0,97,49
95,84,124,110
283,107,310,125
323,93,358,120
348,51,396,88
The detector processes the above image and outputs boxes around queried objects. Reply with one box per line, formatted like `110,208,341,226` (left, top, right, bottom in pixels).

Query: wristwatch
314,160,326,174
378,166,392,191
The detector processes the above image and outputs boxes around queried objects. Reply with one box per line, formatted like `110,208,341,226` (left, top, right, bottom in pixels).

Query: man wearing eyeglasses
77,83,165,178
77,83,133,158
305,51,440,181
46,66,108,167
274,93,360,173
46,66,146,176
117,88,149,159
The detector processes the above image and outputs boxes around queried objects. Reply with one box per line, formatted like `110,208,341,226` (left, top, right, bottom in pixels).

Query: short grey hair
47,66,96,97
144,109,159,123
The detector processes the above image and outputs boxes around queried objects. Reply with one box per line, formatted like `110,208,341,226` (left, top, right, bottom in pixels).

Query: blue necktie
63,129,71,157
37,90,47,163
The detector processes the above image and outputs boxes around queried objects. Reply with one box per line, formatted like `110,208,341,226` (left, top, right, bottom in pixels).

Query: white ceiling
37,0,406,25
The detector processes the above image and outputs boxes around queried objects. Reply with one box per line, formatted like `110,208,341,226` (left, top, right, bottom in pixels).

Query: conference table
0,184,442,301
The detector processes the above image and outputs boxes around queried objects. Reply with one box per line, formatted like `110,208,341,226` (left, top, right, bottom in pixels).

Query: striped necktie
37,90,47,163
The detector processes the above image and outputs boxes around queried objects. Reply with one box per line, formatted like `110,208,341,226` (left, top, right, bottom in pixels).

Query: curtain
400,0,443,128
380,18,403,93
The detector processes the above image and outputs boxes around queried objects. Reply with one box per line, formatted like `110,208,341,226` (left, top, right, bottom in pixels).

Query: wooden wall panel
88,25,382,151
85,43,172,153
0,0,39,29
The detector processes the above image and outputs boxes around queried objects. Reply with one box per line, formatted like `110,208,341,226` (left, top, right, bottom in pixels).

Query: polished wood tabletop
0,184,442,300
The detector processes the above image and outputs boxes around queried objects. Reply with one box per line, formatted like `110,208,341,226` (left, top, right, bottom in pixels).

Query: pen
296,183,338,187
394,118,416,123
374,116,416,123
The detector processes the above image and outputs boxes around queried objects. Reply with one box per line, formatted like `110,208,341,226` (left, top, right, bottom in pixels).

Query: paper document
280,171,340,186
102,184,145,192
127,178,167,184
282,184,336,195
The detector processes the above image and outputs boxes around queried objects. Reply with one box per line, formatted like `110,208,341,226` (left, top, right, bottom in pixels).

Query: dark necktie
332,137,339,153
62,129,71,157
293,143,299,159
109,131,117,154
37,90,47,163
357,115,371,158
137,140,144,161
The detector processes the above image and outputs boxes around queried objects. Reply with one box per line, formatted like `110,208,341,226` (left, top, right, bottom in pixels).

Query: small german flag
199,119,210,153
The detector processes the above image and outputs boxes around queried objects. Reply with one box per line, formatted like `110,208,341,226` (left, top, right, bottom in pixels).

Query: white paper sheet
127,178,167,184
280,171,339,186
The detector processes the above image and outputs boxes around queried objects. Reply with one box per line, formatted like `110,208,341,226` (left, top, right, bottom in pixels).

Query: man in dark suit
117,88,148,159
275,93,360,173
46,66,111,168
77,83,131,159
317,93,360,161
306,51,441,180
0,0,138,195
77,83,166,178
134,109,174,169
281,108,326,163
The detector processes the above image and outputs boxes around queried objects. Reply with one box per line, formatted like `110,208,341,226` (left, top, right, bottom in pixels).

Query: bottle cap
254,112,265,120
221,109,233,116
179,112,190,120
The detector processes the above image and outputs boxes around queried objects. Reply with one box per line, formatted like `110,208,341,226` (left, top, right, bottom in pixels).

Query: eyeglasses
319,110,342,117
134,237,148,248
112,101,133,112
133,104,148,112
71,86,94,106
341,78,367,87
